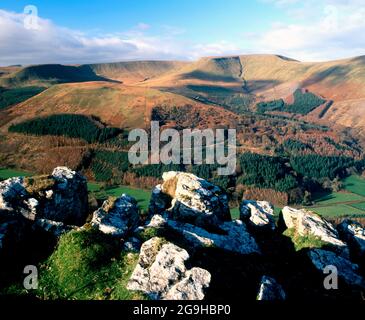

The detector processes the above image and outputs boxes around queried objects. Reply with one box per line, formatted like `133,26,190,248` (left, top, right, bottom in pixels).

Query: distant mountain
0,64,108,87
87,60,188,84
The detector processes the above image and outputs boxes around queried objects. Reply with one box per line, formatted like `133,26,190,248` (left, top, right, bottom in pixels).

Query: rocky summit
1,168,365,301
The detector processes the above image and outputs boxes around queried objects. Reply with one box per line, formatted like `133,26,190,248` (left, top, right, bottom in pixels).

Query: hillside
0,64,108,88
1,81,237,130
139,54,365,138
87,60,188,84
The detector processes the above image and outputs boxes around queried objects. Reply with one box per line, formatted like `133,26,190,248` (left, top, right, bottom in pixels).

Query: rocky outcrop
33,219,76,238
127,237,211,300
148,185,171,216
41,167,88,225
0,177,27,212
308,249,365,288
257,276,286,300
91,195,139,238
338,219,365,257
123,237,142,252
240,200,275,230
149,172,230,229
0,167,88,225
166,219,260,255
282,207,348,256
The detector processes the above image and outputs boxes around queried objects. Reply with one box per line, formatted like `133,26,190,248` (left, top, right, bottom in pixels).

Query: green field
343,175,365,196
311,191,365,205
310,204,365,217
307,175,365,217
0,168,32,181
88,183,151,212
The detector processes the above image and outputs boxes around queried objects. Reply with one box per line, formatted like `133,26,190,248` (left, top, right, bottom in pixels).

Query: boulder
308,249,365,288
257,276,286,300
92,195,139,238
282,207,348,256
123,237,142,252
338,220,365,257
150,171,230,229
148,185,171,216
127,237,211,300
0,167,88,225
33,219,76,238
146,214,167,229
166,219,260,255
41,167,88,225
240,200,275,230
0,177,27,212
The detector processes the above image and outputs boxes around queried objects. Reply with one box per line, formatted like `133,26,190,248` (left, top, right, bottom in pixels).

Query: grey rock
127,237,211,300
0,177,27,212
0,167,88,225
92,194,139,237
167,219,260,255
150,171,231,229
257,276,286,300
33,219,76,237
282,207,348,257
338,219,365,257
123,237,142,252
308,249,365,288
240,200,275,230
43,167,88,225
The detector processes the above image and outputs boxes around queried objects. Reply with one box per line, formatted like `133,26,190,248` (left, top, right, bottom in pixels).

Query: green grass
310,204,365,217
37,227,146,300
348,202,365,211
0,168,32,181
343,175,365,197
88,183,151,212
306,176,365,217
312,191,365,205
283,228,327,251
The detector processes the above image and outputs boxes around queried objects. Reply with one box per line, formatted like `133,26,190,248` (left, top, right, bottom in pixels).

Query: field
0,168,32,180
307,175,365,217
88,183,151,212
343,175,365,196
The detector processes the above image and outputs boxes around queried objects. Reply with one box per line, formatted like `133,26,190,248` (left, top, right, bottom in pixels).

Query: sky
0,0,364,65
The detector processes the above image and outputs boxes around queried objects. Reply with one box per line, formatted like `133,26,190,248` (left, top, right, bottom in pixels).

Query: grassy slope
307,175,365,217
88,183,151,212
88,60,188,84
0,168,32,180
141,54,365,137
0,64,106,88
3,81,235,131
343,175,365,196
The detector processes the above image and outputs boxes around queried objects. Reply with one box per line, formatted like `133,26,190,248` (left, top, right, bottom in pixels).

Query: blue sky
0,0,364,65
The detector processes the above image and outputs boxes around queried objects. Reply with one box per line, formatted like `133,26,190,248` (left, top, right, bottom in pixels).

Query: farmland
306,175,365,217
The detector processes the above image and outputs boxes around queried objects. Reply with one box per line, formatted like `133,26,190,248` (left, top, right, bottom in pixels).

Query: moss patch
283,228,328,252
37,228,146,300
24,175,56,196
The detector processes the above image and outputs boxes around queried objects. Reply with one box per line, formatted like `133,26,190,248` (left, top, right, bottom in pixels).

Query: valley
1,54,365,212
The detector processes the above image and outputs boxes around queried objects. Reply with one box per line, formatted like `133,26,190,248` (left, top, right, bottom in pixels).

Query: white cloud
250,2,365,61
0,2,365,66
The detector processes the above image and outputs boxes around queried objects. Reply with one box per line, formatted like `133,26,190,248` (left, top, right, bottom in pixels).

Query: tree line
9,114,122,144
